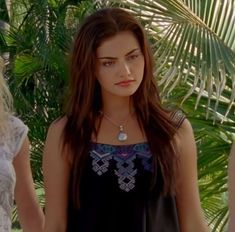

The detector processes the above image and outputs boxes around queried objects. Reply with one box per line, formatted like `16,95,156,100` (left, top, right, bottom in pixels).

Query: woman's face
96,30,145,100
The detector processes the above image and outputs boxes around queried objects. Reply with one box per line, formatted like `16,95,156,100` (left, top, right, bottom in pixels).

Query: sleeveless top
0,116,28,232
67,110,186,232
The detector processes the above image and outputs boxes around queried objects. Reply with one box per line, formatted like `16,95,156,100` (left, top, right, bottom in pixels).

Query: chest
80,143,153,197
95,116,146,145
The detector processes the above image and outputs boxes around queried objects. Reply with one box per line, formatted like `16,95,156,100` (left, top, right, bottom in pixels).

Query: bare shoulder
229,141,235,170
45,116,67,144
47,116,67,135
174,118,194,148
230,141,235,157
177,118,193,133
174,118,209,231
43,117,70,230
43,116,69,162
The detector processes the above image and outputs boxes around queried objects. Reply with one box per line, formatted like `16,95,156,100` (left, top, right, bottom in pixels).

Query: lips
115,80,135,86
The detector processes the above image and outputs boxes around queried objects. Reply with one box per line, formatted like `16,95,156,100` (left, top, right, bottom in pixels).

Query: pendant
118,131,128,142
117,125,127,142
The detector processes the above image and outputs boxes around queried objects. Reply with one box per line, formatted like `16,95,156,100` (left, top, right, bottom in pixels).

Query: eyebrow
97,48,140,59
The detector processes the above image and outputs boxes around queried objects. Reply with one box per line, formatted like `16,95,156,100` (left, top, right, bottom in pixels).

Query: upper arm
174,119,208,232
13,136,32,195
42,118,70,232
228,141,235,231
13,137,44,232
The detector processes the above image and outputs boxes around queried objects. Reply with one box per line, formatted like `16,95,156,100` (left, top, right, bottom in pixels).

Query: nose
119,62,131,77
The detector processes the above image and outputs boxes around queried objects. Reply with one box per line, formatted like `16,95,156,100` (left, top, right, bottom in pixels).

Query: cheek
96,70,108,84
96,70,112,88
133,59,145,77
97,66,117,82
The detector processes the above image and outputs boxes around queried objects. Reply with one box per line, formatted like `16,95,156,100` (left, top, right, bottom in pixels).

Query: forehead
96,31,140,57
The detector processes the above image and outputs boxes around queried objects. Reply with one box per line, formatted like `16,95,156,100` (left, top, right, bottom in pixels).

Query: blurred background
0,0,235,231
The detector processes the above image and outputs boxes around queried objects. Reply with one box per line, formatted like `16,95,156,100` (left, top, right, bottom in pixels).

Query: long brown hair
63,7,179,208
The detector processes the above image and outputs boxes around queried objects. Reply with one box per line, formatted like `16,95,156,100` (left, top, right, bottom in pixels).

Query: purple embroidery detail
90,142,152,191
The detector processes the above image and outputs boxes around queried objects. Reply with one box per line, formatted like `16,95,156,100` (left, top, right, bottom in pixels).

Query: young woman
43,7,208,232
0,56,44,232
228,141,235,232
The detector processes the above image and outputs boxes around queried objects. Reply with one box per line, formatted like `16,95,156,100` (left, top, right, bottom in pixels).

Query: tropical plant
0,0,100,228
111,0,235,231
1,0,235,231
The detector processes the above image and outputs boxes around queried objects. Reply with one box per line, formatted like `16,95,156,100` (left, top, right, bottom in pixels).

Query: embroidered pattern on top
90,151,112,176
114,154,137,192
90,143,152,192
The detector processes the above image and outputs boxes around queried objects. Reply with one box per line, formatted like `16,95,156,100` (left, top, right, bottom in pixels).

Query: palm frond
116,0,235,118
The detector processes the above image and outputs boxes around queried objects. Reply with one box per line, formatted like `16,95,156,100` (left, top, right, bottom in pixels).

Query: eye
102,60,115,67
127,53,139,61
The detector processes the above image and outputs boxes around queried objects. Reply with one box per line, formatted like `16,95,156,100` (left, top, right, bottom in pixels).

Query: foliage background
0,0,235,231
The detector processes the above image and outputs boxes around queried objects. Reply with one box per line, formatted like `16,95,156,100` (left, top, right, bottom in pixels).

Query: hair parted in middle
62,7,179,208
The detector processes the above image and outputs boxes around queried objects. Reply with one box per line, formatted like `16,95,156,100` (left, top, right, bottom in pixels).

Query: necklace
100,111,131,142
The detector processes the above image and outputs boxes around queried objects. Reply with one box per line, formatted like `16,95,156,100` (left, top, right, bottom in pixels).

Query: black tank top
67,110,185,232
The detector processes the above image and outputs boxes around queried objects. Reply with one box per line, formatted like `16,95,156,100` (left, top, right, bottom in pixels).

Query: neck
99,106,134,143
101,96,134,120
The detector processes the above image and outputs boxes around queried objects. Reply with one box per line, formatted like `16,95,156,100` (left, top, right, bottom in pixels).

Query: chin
118,90,137,97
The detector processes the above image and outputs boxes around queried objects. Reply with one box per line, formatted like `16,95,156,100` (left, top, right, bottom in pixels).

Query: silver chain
99,111,130,128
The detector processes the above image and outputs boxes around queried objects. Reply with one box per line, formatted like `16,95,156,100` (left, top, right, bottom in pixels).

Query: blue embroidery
133,143,149,152
96,143,116,153
90,143,152,192
90,150,112,175
133,143,152,171
138,153,152,172
114,155,137,192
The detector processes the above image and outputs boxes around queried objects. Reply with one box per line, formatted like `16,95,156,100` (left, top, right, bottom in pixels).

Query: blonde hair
0,56,13,134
